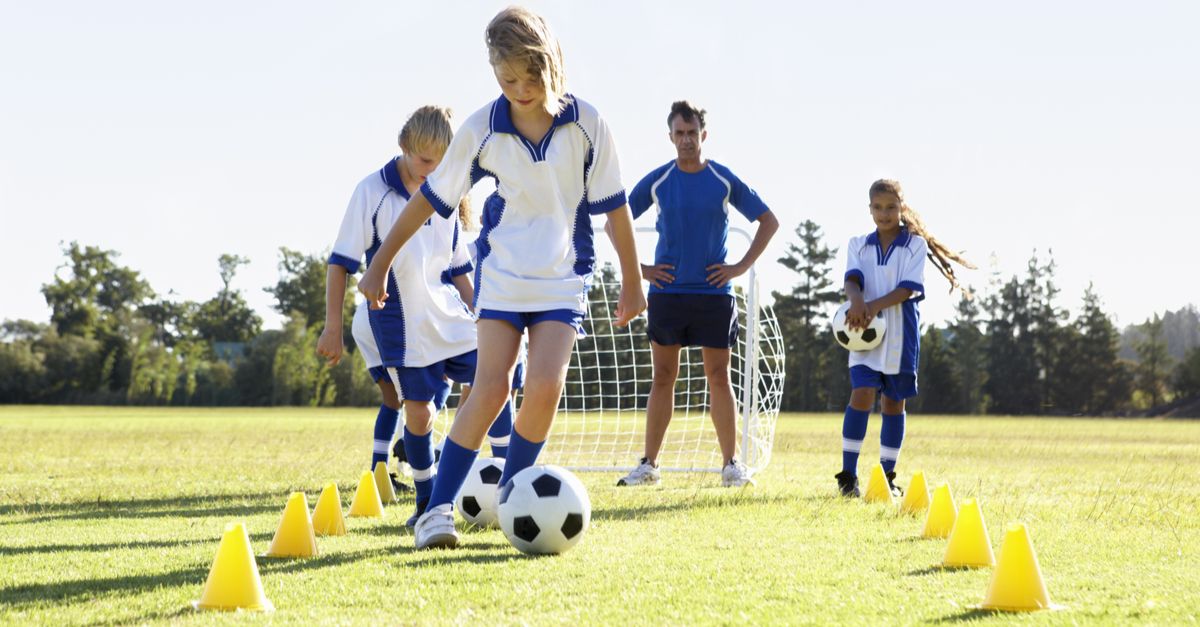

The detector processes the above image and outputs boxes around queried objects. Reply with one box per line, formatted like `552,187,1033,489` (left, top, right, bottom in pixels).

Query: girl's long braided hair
870,179,975,293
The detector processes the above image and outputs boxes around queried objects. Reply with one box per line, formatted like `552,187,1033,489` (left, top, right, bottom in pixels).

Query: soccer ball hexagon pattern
498,465,591,554
456,456,506,527
831,301,887,351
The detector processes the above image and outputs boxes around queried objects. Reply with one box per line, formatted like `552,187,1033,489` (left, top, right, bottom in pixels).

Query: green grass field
2,407,1198,625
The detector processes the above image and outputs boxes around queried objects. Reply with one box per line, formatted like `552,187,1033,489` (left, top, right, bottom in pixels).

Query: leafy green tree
265,248,328,327
194,254,262,344
271,313,335,406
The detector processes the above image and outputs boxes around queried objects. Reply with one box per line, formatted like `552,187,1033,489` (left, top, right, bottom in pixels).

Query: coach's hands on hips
316,326,344,365
641,263,674,289
357,265,389,310
614,283,647,327
706,262,747,289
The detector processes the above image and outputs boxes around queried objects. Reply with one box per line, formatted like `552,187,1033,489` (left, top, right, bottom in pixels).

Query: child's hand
316,326,343,365
358,265,388,310
614,282,647,327
642,263,675,289
846,300,870,330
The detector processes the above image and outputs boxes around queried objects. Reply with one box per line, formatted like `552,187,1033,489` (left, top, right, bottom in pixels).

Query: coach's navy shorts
850,365,918,401
478,308,586,337
646,293,738,349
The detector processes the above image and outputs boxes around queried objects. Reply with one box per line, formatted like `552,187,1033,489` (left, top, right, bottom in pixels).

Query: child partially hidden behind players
317,106,519,526
359,7,645,549
836,179,974,498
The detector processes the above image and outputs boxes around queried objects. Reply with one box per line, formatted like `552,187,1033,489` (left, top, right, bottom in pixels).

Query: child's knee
849,387,875,410
404,400,435,433
881,396,906,414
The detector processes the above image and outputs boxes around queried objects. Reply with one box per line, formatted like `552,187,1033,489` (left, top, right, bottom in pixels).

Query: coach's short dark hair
667,100,706,130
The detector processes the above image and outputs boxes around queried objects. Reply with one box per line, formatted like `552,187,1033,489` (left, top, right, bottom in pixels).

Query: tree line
771,221,1200,415
2,237,1199,414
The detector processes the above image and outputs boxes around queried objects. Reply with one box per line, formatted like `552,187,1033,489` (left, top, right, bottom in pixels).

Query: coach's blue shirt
629,160,769,295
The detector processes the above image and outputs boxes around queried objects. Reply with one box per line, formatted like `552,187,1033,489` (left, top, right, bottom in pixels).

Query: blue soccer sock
498,428,545,487
487,399,514,459
403,426,435,504
880,412,906,474
427,437,479,510
372,405,400,469
841,406,870,475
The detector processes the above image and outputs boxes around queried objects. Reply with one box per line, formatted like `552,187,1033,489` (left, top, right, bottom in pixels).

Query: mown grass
1,406,1197,625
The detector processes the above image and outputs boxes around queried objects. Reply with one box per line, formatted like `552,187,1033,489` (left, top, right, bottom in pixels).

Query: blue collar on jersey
379,157,413,199
867,227,912,265
489,94,579,136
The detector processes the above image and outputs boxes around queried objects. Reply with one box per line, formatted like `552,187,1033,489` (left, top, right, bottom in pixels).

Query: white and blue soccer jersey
329,158,476,369
420,94,626,314
844,229,927,375
629,161,769,295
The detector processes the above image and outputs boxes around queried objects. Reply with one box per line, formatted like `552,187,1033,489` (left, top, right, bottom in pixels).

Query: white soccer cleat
414,503,459,550
616,458,661,486
721,459,755,487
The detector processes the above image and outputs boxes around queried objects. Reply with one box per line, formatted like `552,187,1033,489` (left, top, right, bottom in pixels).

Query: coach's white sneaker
414,503,459,550
721,459,755,487
616,458,661,486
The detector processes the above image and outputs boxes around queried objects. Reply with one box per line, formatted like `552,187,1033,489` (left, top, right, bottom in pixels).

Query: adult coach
616,101,779,487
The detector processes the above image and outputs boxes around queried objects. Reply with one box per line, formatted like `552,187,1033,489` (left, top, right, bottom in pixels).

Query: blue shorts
479,308,586,337
850,365,918,401
388,350,524,403
647,293,738,349
368,366,389,383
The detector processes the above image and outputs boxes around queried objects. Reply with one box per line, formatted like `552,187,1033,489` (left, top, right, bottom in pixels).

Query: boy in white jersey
359,7,645,550
318,106,519,527
836,179,974,498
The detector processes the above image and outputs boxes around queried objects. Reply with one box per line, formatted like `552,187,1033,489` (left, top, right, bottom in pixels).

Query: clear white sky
2,1,1197,330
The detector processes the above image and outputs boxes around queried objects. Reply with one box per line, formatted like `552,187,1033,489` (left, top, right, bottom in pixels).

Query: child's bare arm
358,192,436,308
604,205,647,326
317,265,349,365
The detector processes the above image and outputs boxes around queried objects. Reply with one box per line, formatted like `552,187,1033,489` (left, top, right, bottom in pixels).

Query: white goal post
431,226,786,474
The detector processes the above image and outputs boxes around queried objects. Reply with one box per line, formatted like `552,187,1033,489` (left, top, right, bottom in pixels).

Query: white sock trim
412,466,435,481
488,435,511,447
880,445,901,461
842,438,864,453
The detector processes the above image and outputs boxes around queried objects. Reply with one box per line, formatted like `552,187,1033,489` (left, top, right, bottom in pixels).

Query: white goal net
430,228,786,474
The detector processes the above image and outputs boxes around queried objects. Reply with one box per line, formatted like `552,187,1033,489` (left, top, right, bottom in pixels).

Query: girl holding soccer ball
836,179,974,498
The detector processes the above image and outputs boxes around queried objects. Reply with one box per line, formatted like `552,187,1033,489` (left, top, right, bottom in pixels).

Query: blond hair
486,7,568,117
869,179,975,293
398,106,472,229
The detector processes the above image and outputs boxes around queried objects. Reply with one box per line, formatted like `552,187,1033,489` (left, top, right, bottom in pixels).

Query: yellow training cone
899,470,931,515
193,522,273,612
265,492,318,558
347,470,384,518
922,483,957,538
943,497,995,568
980,523,1060,611
863,463,893,503
374,461,397,505
312,482,346,536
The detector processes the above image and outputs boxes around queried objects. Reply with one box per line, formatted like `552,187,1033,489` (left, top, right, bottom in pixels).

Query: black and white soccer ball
831,301,886,351
456,457,505,528
498,465,591,554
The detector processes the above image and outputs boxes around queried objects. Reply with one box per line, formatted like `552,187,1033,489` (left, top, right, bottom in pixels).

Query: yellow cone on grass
374,461,397,504
863,462,893,503
347,469,384,518
265,492,318,558
899,470,931,515
943,497,995,568
922,483,957,538
980,523,1058,611
193,522,273,612
312,482,346,536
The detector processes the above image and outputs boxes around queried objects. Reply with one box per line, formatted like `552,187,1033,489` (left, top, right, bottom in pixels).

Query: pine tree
1069,284,1131,413
770,220,842,410
1135,314,1173,409
913,325,961,413
947,293,987,414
